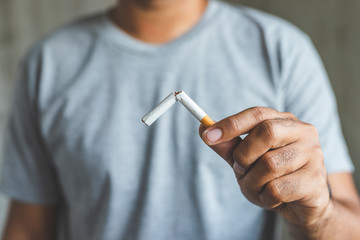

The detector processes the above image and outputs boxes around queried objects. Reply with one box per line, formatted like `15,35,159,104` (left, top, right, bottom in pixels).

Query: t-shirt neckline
98,0,220,55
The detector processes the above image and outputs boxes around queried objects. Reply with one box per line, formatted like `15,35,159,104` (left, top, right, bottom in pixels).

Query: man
1,0,360,239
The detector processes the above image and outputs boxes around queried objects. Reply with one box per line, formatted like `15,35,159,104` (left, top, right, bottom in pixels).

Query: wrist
288,199,334,240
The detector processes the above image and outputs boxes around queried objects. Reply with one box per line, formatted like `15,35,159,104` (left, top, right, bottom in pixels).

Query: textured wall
0,0,359,238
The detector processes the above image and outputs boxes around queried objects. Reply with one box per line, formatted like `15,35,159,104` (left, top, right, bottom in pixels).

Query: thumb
199,124,242,167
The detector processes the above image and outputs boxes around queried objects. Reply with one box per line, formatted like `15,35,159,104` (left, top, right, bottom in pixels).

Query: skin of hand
199,107,331,229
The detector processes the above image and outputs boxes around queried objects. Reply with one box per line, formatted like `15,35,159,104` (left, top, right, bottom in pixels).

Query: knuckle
262,153,279,173
284,112,296,120
244,174,257,192
226,116,241,132
250,106,265,122
259,120,276,143
307,123,319,137
311,126,319,137
266,181,283,202
280,118,298,128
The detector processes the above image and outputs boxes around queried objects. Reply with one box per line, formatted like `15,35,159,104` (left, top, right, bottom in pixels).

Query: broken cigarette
142,91,215,127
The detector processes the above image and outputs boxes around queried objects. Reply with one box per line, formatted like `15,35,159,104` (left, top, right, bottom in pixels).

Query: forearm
2,230,39,240
287,199,360,240
2,200,57,240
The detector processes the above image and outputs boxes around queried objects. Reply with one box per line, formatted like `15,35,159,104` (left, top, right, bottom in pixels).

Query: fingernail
233,161,245,175
206,128,222,143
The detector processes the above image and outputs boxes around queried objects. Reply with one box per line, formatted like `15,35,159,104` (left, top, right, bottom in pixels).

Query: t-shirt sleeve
280,30,354,174
0,49,59,204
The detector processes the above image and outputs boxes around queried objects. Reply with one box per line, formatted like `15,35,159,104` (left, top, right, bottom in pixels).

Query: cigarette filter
142,91,215,127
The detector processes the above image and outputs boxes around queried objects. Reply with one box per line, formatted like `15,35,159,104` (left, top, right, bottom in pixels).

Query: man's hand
199,107,331,228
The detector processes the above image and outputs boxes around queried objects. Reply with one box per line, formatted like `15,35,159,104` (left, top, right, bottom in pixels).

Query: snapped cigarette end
142,92,177,126
142,90,215,127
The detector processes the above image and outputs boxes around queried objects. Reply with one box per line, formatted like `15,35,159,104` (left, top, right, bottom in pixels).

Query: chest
39,45,284,195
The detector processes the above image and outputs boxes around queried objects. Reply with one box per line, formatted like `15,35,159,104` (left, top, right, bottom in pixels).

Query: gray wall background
0,0,359,238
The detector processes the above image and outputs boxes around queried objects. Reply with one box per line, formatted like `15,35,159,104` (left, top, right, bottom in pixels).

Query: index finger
201,107,296,145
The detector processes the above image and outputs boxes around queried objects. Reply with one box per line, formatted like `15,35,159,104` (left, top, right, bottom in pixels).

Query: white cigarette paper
142,91,214,127
142,92,177,126
175,91,206,121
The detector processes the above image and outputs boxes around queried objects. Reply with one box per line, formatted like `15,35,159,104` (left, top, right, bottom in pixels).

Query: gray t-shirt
0,1,354,239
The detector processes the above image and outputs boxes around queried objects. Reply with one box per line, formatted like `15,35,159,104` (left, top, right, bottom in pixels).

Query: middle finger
232,118,304,172
242,143,309,194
